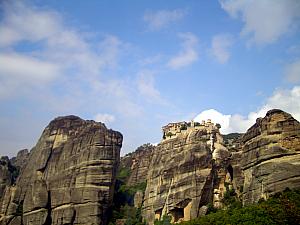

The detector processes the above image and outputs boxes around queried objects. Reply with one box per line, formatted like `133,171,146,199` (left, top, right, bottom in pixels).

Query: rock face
120,144,154,186
142,121,231,224
241,109,300,204
0,157,15,199
0,115,122,225
10,149,30,173
142,109,300,224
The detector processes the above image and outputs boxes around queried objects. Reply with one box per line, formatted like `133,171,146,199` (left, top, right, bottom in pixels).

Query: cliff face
241,109,300,204
142,123,231,224
10,149,30,173
0,157,16,199
0,116,122,225
142,109,300,224
120,144,154,186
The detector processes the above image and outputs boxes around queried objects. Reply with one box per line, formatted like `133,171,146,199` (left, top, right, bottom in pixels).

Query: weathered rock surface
142,109,300,223
10,149,29,173
120,144,154,186
241,109,300,204
223,134,244,197
0,157,15,199
0,115,122,225
142,122,231,224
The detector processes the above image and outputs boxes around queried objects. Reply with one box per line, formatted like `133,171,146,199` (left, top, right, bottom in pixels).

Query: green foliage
109,177,147,224
206,203,217,214
154,215,172,225
109,152,148,224
117,167,131,182
166,132,173,137
179,189,300,225
222,187,241,209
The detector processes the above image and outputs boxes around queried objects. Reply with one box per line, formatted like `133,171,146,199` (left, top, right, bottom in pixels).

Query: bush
179,189,300,225
154,215,172,225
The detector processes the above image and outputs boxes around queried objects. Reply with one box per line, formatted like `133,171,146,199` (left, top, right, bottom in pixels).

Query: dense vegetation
178,188,300,225
108,166,146,225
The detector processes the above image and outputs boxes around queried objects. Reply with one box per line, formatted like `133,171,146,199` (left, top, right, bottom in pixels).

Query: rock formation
142,109,300,224
241,109,300,204
142,121,231,224
10,149,30,173
0,115,122,225
120,143,154,186
0,157,16,199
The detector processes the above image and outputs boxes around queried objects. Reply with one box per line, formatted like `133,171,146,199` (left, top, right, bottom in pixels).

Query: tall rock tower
0,116,122,225
142,121,231,224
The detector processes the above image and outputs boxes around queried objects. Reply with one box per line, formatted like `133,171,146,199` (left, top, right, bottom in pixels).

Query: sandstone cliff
142,122,231,224
120,143,154,187
0,115,122,225
10,149,29,174
0,157,17,199
142,109,300,224
241,109,300,204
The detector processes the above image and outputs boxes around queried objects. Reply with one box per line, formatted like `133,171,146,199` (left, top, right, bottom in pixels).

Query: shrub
179,189,300,225
154,215,172,225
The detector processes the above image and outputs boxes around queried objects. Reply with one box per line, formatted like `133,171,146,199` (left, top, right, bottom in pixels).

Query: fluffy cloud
167,32,199,69
0,1,132,110
0,1,159,156
94,113,115,125
285,59,300,83
194,86,300,134
0,53,59,98
143,9,186,30
210,34,233,64
220,0,300,45
0,1,60,47
194,109,231,134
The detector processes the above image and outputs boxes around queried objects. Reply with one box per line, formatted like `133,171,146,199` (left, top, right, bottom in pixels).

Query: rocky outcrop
241,109,300,204
0,115,122,225
120,144,154,186
142,122,231,224
0,157,16,199
223,133,244,198
10,149,29,173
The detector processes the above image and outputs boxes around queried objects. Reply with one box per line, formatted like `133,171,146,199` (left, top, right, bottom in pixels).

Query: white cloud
143,9,186,30
194,86,300,134
0,53,60,98
220,0,300,45
194,109,232,134
137,70,162,103
210,34,233,64
285,59,300,83
167,32,199,69
0,1,61,47
0,1,156,157
0,1,130,104
94,113,115,124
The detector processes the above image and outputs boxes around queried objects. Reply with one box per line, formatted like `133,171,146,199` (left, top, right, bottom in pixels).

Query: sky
0,0,300,157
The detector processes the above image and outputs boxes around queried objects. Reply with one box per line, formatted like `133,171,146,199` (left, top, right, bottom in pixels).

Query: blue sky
1,0,300,157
